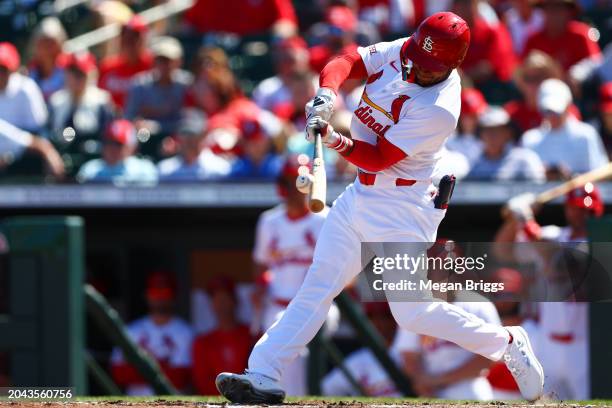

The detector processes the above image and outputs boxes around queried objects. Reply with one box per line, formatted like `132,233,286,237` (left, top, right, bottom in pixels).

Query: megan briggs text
372,279,505,293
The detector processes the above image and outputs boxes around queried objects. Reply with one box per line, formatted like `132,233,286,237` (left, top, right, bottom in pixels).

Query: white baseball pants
249,180,510,381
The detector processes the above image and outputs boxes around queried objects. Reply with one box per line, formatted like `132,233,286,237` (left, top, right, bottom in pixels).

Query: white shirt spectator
521,118,608,174
77,156,158,186
252,76,291,112
0,118,33,161
322,347,402,397
504,7,545,54
157,148,231,181
0,72,48,133
446,132,483,163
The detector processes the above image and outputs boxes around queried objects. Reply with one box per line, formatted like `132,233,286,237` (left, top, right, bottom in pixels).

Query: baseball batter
217,12,544,403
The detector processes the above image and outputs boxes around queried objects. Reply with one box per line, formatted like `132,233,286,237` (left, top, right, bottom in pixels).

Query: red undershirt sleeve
319,51,368,93
329,135,407,172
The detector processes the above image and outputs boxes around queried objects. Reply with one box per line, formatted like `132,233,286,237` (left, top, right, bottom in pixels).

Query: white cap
478,106,510,128
150,36,183,60
537,78,572,115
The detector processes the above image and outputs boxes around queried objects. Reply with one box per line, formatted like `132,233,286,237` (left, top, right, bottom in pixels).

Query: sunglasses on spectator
541,109,563,117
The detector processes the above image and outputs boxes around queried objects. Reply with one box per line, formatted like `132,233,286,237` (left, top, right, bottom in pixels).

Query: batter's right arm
305,51,368,121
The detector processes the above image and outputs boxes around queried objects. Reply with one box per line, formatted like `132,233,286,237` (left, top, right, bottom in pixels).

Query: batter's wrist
327,131,354,155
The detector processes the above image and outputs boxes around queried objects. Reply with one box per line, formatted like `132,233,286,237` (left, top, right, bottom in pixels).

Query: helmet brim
403,37,452,73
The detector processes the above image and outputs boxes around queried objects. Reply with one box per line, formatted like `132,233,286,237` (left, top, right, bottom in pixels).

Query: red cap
401,12,471,72
277,154,310,197
105,119,136,145
241,119,267,141
491,267,523,294
461,88,488,116
206,276,237,299
0,42,20,71
600,82,612,114
326,6,357,32
124,15,148,33
146,271,176,301
566,182,604,217
65,52,97,74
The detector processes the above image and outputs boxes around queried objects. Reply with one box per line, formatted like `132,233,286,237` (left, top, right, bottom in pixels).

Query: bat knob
296,174,314,194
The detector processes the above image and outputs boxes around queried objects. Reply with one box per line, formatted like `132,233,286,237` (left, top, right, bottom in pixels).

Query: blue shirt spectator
468,107,546,182
77,119,157,186
157,114,231,182
124,37,192,134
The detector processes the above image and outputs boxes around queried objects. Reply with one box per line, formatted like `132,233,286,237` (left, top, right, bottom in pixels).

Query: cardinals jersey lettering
253,204,328,301
354,38,461,180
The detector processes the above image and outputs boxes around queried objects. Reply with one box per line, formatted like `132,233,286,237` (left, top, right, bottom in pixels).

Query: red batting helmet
401,12,471,72
566,183,604,217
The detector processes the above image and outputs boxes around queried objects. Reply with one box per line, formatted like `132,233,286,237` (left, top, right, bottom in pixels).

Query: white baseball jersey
253,204,328,301
322,347,402,397
111,316,193,396
353,38,461,181
393,299,501,400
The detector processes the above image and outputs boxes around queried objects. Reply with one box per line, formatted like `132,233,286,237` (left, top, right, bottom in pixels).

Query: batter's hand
305,116,340,147
506,193,536,222
305,87,336,121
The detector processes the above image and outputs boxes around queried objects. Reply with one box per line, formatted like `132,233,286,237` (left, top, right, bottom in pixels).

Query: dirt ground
2,401,609,408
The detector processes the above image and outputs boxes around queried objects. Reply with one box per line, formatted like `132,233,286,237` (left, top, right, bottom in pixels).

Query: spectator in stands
0,42,48,134
521,79,608,179
322,302,401,397
98,16,153,109
309,5,360,73
27,17,68,101
252,37,312,115
191,46,231,83
503,0,545,55
504,50,581,133
0,119,64,178
446,88,486,163
48,52,115,141
183,0,297,38
77,119,158,185
111,271,193,396
229,118,282,179
195,68,281,157
192,277,252,395
125,36,192,135
467,107,545,182
157,114,230,182
598,82,612,156
522,0,602,77
451,0,516,84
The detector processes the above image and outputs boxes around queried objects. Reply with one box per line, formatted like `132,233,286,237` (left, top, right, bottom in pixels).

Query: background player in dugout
216,12,544,404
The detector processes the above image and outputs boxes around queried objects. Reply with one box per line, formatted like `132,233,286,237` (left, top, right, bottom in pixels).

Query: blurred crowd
0,0,610,184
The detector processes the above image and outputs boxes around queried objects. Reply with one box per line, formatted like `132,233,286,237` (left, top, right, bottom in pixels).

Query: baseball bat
535,162,612,205
309,130,327,213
